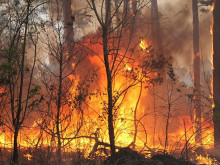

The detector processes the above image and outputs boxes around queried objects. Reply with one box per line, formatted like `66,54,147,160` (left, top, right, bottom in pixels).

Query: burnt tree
213,0,220,147
192,0,202,144
151,0,163,52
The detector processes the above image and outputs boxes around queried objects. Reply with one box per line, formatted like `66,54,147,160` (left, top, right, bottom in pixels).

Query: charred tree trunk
164,103,171,153
63,0,74,57
213,0,220,147
103,29,116,158
151,0,165,80
56,54,63,165
151,0,163,52
192,0,202,144
12,128,19,165
104,0,116,159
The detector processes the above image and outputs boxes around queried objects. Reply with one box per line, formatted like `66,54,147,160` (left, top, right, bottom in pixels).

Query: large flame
0,37,215,162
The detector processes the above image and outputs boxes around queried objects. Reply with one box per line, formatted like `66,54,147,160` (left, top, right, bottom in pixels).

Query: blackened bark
56,53,63,165
12,128,19,165
103,28,116,158
213,0,220,147
103,0,115,158
192,0,202,144
164,103,171,153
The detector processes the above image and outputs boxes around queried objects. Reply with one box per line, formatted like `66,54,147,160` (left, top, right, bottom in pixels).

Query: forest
0,0,220,164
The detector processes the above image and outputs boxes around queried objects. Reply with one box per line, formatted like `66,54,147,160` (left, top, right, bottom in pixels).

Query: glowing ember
196,154,219,165
124,64,132,71
24,154,33,160
139,39,149,51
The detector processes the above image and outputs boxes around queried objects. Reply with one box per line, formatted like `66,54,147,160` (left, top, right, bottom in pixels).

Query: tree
212,0,220,147
151,0,163,53
87,0,165,159
62,0,74,57
0,0,43,164
38,0,85,164
192,0,202,144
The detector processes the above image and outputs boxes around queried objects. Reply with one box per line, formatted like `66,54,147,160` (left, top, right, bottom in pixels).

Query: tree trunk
63,0,74,57
103,28,116,158
103,0,115,158
12,128,19,165
151,0,165,79
132,82,142,149
151,0,163,52
192,0,202,145
164,103,171,153
213,0,220,147
56,48,63,165
12,1,31,164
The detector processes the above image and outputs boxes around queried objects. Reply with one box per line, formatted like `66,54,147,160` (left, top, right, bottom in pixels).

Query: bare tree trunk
164,103,171,153
12,128,19,165
152,85,157,146
56,58,62,165
213,0,220,147
151,0,165,80
151,0,163,52
132,82,142,149
192,0,202,145
103,29,115,158
103,0,115,158
12,1,31,164
63,0,74,57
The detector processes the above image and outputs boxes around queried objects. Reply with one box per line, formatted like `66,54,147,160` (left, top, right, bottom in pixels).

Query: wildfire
24,154,33,160
124,63,132,71
196,154,219,165
139,39,150,51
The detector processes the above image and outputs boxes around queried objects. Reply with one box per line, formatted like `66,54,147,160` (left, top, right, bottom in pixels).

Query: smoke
72,0,212,86
157,0,212,86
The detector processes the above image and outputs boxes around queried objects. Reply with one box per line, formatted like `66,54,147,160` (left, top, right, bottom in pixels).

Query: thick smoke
158,0,212,87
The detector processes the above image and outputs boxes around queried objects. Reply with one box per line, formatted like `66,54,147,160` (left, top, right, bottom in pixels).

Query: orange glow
124,63,132,71
0,36,215,161
24,154,33,160
196,154,219,165
139,39,149,51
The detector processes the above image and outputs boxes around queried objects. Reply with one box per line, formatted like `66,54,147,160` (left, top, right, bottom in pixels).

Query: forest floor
1,147,220,165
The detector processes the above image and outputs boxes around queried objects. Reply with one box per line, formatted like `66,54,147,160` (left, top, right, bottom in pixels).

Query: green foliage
0,48,18,85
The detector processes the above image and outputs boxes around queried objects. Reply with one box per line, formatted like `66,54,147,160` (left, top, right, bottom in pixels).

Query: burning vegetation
0,0,219,165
